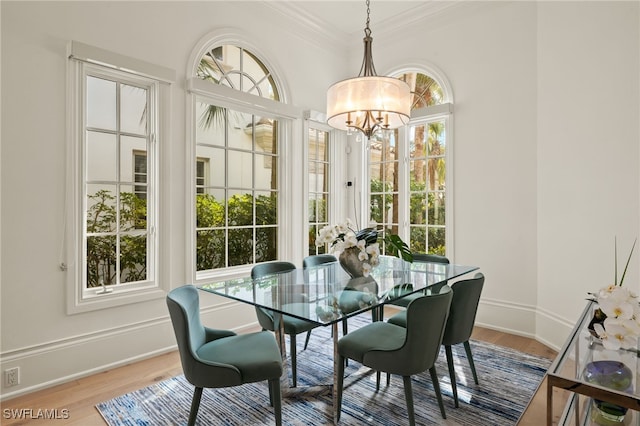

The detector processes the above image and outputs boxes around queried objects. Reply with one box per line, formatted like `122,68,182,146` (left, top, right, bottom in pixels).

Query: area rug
97,316,550,425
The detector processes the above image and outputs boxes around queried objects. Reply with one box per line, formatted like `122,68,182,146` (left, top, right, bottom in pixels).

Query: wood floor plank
1,327,557,425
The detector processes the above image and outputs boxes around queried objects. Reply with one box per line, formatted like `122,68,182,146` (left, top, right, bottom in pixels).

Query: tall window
369,132,400,251
308,127,330,255
67,41,173,313
408,119,446,254
193,44,283,274
369,71,450,256
83,70,155,289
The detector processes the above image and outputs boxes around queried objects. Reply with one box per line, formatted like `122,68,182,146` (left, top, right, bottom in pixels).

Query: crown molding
262,1,467,53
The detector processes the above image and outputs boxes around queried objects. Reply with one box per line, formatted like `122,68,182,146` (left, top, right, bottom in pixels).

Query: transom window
197,45,278,100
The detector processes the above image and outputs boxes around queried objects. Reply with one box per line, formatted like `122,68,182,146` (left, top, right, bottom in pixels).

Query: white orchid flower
602,318,637,350
361,262,372,276
358,250,369,261
344,234,358,248
365,243,379,255
593,322,620,350
599,297,635,320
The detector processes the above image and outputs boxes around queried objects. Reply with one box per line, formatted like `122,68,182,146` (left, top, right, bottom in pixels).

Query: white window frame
405,104,454,257
186,78,303,283
303,111,342,256
365,105,454,258
66,41,174,314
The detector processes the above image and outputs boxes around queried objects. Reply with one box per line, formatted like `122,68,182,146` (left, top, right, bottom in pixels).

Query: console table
546,300,640,425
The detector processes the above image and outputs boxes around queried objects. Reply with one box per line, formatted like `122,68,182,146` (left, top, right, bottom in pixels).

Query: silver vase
339,247,366,278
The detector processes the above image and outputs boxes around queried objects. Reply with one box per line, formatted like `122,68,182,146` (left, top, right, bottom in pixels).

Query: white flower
361,262,372,276
344,233,358,247
592,285,640,350
599,297,635,320
598,318,638,350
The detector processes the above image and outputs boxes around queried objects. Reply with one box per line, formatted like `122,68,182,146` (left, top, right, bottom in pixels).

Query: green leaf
383,234,413,263
619,237,637,287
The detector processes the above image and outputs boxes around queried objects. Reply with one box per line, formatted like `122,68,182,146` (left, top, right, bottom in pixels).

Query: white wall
0,0,342,399
1,0,638,398
536,1,640,348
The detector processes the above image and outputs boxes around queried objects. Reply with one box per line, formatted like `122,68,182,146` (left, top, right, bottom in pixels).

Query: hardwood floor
1,326,561,425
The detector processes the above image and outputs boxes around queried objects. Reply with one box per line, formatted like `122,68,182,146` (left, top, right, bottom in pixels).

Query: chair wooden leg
269,378,282,426
429,366,447,419
445,345,459,408
336,355,346,422
303,330,312,350
386,372,390,386
402,376,416,426
376,371,381,391
290,334,297,387
464,341,479,384
188,387,203,426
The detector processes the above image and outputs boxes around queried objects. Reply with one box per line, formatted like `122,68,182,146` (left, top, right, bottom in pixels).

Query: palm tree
197,52,226,130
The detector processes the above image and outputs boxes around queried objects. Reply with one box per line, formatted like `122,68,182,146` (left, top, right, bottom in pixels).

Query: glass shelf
547,300,640,425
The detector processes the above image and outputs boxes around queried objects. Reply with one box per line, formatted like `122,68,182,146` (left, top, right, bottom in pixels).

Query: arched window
196,45,279,100
187,37,303,279
368,70,453,257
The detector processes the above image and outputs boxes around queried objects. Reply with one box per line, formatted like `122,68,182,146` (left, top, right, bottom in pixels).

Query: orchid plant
316,219,412,277
588,237,639,350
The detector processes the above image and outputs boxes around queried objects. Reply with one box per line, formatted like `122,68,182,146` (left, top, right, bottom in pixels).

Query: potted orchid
588,237,638,350
316,219,412,277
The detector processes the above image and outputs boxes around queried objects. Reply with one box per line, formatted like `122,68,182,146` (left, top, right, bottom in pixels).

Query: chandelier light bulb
326,0,411,140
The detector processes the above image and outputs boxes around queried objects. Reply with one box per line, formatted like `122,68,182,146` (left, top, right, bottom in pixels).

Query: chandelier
326,0,411,139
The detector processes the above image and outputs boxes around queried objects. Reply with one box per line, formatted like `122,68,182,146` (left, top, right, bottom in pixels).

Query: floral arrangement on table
316,218,412,277
587,237,639,350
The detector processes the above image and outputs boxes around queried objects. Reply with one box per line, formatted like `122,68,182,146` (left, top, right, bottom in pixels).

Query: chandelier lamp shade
326,0,411,139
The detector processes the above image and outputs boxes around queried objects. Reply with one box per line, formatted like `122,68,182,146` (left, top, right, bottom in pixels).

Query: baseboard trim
0,300,257,401
1,297,574,400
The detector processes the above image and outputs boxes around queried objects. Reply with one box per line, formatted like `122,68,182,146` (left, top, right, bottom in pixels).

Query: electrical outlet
5,367,20,387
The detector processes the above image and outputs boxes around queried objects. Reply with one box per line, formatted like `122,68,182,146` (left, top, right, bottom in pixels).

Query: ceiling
265,1,441,38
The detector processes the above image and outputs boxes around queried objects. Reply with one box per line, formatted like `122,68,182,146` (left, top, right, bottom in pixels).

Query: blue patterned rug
96,316,550,425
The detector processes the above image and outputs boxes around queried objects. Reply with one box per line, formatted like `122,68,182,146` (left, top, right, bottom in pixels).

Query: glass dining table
199,255,479,423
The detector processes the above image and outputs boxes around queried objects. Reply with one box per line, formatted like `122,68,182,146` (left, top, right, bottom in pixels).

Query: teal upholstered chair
252,261,320,388
387,253,450,308
336,286,453,424
166,285,283,426
388,272,485,407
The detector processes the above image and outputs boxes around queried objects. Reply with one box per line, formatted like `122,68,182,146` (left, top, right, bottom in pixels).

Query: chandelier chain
365,0,371,37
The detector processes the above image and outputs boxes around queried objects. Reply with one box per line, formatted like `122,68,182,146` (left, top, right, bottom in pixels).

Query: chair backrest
303,254,337,268
251,262,296,331
251,261,296,279
377,287,452,376
442,272,485,346
166,285,206,381
412,253,450,264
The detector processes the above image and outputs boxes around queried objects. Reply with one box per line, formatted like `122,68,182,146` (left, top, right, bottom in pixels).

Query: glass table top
199,256,479,326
